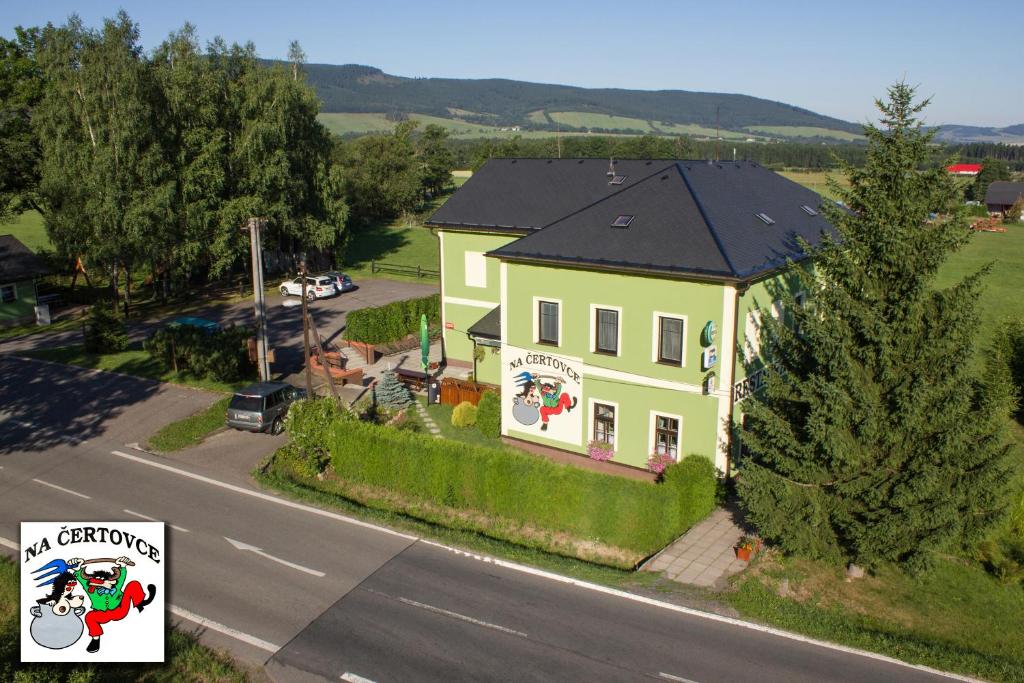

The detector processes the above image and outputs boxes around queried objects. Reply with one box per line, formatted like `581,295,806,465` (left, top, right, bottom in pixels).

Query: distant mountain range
294,62,1023,145
928,124,1024,145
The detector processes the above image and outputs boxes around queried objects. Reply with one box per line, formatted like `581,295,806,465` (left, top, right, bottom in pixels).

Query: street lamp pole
246,217,271,382
300,259,313,398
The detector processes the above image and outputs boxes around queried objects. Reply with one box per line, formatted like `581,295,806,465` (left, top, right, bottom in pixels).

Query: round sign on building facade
701,320,717,347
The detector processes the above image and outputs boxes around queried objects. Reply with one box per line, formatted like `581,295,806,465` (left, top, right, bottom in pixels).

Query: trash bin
428,381,440,404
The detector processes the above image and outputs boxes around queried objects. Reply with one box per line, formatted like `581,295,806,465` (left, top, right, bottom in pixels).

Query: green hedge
343,294,440,345
283,403,716,566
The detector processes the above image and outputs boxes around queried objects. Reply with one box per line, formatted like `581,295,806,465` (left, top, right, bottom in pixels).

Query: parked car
279,275,336,300
225,381,305,434
321,271,355,293
167,316,221,333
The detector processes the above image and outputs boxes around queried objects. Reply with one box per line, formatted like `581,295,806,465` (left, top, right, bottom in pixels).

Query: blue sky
3,1,1021,127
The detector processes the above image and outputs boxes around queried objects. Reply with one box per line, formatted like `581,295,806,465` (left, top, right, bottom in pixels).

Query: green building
427,159,832,475
0,234,49,327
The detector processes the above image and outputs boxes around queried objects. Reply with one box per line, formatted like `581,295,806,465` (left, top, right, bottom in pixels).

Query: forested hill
298,62,863,136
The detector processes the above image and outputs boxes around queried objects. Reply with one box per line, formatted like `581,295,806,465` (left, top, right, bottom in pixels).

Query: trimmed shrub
143,324,253,382
283,398,351,477
451,400,477,427
284,417,718,566
475,391,500,438
84,306,128,353
661,456,718,531
343,294,440,345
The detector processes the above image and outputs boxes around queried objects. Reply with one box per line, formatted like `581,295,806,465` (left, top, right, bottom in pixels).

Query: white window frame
589,303,622,357
0,283,15,304
648,410,683,462
588,398,619,448
651,311,687,367
533,296,562,347
464,251,487,288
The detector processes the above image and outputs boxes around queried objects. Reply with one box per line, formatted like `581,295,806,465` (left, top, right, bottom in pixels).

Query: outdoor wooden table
395,367,430,391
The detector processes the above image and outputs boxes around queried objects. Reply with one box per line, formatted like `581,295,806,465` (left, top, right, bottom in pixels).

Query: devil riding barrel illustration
512,371,577,430
31,556,157,653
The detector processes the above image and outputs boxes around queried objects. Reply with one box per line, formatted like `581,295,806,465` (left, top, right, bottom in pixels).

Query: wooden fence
440,377,497,406
369,260,439,279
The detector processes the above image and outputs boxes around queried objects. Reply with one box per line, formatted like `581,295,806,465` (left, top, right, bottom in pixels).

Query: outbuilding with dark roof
0,234,51,327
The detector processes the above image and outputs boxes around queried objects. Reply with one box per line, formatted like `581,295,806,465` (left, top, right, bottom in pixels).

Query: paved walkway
413,399,442,437
644,506,749,587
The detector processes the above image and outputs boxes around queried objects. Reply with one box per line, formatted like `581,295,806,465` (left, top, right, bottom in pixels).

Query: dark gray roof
428,159,678,231
985,181,1024,207
468,306,501,339
0,234,49,283
468,160,834,280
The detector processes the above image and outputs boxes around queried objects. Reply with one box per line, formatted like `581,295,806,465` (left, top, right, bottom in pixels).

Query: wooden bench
395,367,431,391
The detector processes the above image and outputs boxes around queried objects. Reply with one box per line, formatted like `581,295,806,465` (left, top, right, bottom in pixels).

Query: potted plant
736,535,761,562
647,452,674,475
587,440,615,462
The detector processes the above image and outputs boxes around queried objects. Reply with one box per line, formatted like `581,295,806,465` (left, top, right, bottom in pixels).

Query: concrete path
645,506,749,588
413,399,442,437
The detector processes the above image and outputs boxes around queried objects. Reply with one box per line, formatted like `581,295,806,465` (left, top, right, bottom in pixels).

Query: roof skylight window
800,205,818,216
755,212,776,225
609,175,627,185
611,215,634,228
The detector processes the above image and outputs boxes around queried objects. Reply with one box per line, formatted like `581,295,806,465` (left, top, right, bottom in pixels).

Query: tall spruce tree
736,84,1015,569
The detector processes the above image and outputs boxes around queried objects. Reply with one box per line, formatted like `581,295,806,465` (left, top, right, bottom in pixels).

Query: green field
0,210,51,252
779,169,850,201
745,125,863,141
547,111,656,132
318,112,543,139
527,109,549,124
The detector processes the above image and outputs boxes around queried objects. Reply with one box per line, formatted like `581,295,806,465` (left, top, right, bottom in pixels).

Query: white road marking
396,595,527,638
168,604,280,653
225,537,325,577
418,540,978,683
0,536,278,654
340,673,377,683
32,478,90,499
660,673,699,683
109,450,416,540
123,509,190,533
108,450,972,681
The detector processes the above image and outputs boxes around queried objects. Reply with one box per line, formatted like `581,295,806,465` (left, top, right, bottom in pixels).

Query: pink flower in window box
587,440,615,462
647,452,674,474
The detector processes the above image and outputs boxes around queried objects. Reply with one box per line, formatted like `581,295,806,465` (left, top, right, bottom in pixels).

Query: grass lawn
20,344,246,393
745,125,863,142
729,554,1024,682
420,396,513,450
0,210,51,252
148,396,231,451
340,178,467,283
0,557,250,681
0,311,86,341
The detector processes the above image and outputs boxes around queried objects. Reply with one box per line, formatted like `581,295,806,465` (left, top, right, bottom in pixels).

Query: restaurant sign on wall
501,345,583,446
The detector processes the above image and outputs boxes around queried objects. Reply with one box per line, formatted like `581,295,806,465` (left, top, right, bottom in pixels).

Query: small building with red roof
946,163,982,176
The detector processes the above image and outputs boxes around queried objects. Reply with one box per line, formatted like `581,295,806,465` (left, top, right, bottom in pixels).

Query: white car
279,276,336,300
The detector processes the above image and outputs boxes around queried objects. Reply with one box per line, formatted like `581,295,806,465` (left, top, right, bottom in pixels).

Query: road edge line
168,604,281,653
417,539,979,682
109,450,417,541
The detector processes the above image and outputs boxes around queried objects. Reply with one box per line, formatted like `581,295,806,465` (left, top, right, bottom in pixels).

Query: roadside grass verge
18,344,244,393
0,311,85,341
0,556,249,682
727,553,1024,682
148,396,231,451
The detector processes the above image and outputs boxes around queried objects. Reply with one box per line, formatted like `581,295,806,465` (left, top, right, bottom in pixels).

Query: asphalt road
0,357,968,682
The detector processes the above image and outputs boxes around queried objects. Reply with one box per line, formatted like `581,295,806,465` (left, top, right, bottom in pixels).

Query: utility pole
246,217,271,382
300,259,313,398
